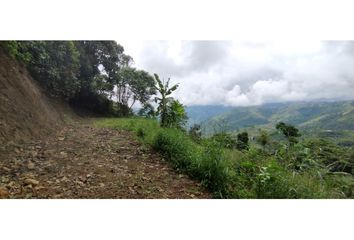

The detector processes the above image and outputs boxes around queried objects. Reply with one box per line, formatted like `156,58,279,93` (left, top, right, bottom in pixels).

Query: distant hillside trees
276,122,301,145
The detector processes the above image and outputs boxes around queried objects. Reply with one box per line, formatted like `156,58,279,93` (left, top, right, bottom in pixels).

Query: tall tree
276,122,301,145
114,67,156,110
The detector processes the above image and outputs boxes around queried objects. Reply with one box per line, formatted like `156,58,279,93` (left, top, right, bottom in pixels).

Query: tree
236,132,249,151
276,122,301,157
256,129,270,150
276,122,301,145
23,41,81,99
153,74,179,127
114,67,156,110
74,41,131,94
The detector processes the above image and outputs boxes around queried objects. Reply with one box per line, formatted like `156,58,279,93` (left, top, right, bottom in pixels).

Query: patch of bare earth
0,121,210,199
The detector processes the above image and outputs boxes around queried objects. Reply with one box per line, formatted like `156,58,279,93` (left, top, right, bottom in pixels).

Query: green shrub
255,160,293,198
210,133,236,149
96,118,354,199
137,128,146,139
236,132,249,151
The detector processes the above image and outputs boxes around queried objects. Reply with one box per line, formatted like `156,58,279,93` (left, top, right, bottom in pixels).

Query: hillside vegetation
96,118,354,198
187,101,354,145
1,41,353,199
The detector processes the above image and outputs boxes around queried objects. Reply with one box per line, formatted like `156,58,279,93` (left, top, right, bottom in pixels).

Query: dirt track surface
0,122,210,199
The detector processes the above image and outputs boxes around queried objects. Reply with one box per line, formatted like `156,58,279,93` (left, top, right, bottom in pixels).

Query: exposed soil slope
0,49,69,144
0,120,209,199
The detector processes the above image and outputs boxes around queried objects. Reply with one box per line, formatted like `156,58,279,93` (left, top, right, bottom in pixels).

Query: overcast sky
118,40,354,107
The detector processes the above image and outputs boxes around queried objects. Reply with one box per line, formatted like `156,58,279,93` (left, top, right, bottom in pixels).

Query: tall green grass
95,117,353,199
95,118,233,197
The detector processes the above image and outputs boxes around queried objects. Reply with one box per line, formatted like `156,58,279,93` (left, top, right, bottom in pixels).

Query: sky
118,40,354,107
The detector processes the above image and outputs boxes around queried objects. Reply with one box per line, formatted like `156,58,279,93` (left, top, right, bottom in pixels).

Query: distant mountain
186,100,354,145
185,105,233,126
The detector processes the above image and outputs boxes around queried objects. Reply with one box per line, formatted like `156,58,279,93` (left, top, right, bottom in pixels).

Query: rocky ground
0,121,210,199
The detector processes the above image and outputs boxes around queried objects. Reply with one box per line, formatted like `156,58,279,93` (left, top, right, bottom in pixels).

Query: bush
255,160,293,198
96,118,354,199
210,133,236,149
236,132,249,151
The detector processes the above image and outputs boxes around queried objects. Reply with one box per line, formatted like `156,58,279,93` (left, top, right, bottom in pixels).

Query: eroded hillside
0,49,69,144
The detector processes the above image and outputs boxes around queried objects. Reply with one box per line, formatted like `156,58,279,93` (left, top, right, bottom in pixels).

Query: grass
94,117,354,199
95,117,232,197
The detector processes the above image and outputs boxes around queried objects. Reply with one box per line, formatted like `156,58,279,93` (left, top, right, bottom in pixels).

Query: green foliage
1,41,32,63
276,122,301,143
153,128,231,197
114,67,156,111
236,132,249,151
153,128,201,172
3,41,157,116
153,74,180,127
97,118,354,199
198,141,230,198
210,133,236,149
256,129,270,149
195,100,354,137
301,138,354,174
137,127,146,139
189,124,202,142
22,41,81,99
138,103,157,119
164,100,188,129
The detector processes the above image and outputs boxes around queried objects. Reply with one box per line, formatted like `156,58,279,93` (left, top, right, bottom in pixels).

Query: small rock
24,178,39,186
2,166,11,172
35,186,45,191
27,161,35,170
76,180,84,186
99,183,105,188
60,152,68,157
58,137,65,141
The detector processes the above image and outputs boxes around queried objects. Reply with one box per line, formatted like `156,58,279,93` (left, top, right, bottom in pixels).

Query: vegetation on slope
0,41,156,116
1,40,353,199
96,117,354,199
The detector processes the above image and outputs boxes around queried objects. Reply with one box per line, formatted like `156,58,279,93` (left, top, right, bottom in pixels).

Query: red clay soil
0,120,210,199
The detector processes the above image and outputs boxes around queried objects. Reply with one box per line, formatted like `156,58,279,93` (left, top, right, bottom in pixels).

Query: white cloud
118,40,354,106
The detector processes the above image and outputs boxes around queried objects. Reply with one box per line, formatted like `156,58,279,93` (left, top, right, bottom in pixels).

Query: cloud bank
120,40,354,106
